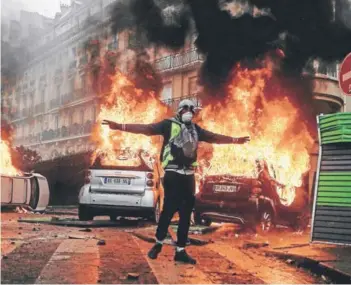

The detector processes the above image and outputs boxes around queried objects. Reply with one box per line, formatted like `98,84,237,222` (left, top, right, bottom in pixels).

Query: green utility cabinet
311,113,351,245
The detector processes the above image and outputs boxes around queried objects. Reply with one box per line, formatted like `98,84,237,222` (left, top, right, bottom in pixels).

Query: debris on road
79,228,92,232
2,255,8,259
10,241,15,245
32,227,40,231
273,243,310,250
242,242,269,249
286,259,294,264
97,239,106,245
127,273,139,280
69,235,88,240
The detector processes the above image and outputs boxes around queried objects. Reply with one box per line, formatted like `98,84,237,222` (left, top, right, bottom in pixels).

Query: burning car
193,160,309,233
0,140,50,212
78,149,163,222
1,173,50,212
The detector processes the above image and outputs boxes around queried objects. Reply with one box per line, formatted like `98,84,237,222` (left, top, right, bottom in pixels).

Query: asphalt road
1,211,328,284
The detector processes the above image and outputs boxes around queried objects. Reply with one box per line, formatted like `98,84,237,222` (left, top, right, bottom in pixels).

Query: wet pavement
1,211,346,284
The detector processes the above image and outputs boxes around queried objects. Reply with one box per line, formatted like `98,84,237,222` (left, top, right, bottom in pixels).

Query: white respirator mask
181,111,193,124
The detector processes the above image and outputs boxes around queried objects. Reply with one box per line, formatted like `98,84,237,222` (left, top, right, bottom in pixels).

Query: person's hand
101,119,118,129
234,136,250,144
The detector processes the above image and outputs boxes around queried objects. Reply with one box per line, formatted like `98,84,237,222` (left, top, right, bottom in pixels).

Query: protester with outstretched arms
102,99,250,264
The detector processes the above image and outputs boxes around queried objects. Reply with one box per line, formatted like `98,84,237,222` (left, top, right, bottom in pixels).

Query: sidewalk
265,237,351,283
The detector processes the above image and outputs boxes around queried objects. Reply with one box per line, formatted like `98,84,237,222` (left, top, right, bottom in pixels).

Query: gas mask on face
181,111,193,124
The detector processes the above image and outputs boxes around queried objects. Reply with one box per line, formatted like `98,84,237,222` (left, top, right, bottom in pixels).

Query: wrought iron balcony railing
155,49,204,73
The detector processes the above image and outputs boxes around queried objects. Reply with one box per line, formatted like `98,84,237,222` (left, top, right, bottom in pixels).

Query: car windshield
90,149,155,171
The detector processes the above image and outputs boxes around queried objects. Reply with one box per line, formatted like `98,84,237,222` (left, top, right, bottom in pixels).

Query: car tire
150,200,161,224
256,208,275,234
194,212,212,227
78,205,93,221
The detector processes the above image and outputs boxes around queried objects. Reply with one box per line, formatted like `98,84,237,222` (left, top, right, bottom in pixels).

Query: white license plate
213,185,237,193
104,177,131,185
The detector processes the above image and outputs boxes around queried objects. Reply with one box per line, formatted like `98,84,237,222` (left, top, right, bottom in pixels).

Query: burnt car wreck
194,160,309,233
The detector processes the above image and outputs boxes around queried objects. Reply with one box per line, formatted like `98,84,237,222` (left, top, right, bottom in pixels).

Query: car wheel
78,205,93,221
257,208,274,234
194,212,212,227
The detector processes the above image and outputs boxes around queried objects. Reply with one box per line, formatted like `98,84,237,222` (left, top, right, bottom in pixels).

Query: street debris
79,228,92,232
32,227,40,231
273,243,310,250
127,273,139,280
10,241,15,245
286,259,294,264
69,235,87,240
242,242,269,249
2,255,8,259
97,239,106,245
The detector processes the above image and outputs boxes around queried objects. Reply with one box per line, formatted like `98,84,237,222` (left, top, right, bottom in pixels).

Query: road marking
134,236,212,284
35,239,100,284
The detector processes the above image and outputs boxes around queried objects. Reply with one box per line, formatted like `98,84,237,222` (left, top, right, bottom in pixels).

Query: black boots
174,250,197,264
147,243,162,259
148,243,196,265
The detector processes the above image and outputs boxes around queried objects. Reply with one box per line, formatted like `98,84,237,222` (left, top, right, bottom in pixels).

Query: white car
78,150,163,222
1,173,50,212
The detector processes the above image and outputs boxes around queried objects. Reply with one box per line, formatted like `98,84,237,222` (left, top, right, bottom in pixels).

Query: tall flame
92,60,314,206
197,63,314,205
0,139,21,176
92,70,170,166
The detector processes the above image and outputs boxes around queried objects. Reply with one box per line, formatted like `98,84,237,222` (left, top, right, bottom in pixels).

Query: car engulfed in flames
90,55,313,230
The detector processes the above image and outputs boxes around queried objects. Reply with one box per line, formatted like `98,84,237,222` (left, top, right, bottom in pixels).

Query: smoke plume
110,0,351,90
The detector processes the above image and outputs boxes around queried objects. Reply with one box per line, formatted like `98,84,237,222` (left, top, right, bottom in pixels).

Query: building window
69,112,74,125
188,76,198,95
160,82,172,102
56,85,61,98
80,110,84,124
41,90,45,103
54,115,59,129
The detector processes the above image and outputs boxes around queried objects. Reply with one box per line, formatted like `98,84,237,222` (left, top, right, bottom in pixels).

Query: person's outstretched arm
102,119,167,136
197,125,250,144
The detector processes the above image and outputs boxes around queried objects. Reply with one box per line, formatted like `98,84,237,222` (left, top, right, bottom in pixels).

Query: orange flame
92,70,170,166
92,60,314,206
0,139,21,176
197,63,314,205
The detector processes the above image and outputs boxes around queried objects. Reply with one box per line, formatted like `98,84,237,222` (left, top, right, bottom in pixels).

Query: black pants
156,171,195,247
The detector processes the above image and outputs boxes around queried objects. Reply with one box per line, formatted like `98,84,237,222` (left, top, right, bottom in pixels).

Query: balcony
41,121,93,142
34,102,46,114
162,93,202,112
50,98,60,109
155,49,204,73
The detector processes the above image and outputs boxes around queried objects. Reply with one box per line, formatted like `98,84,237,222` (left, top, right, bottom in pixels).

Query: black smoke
110,0,351,90
111,0,190,49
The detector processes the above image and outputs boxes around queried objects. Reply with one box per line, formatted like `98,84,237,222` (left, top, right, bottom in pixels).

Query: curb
265,250,351,284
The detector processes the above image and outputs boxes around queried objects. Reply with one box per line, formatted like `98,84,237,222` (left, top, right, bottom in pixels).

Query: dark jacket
110,118,234,167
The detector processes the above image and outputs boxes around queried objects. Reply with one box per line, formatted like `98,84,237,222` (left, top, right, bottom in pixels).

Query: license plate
104,177,131,185
213,184,237,193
